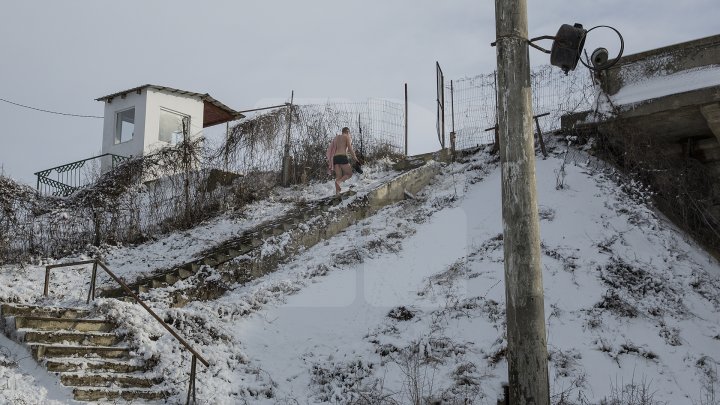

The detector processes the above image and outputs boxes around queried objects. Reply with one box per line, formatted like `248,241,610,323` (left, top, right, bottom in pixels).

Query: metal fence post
404,83,408,156
186,354,197,405
86,261,98,304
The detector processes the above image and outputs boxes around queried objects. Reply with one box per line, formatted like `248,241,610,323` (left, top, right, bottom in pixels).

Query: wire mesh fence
446,65,597,150
0,99,406,264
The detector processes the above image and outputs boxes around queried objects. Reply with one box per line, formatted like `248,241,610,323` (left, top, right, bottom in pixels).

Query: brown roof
95,84,244,128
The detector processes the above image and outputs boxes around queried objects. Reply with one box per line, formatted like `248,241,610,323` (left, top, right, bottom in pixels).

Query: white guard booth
95,84,243,172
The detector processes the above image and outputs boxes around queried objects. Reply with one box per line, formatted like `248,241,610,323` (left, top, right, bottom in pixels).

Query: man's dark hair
341,127,350,134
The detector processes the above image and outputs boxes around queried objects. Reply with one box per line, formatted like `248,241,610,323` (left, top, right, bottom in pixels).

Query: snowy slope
1,147,720,404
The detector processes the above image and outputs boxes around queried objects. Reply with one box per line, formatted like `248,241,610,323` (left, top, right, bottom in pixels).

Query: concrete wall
602,34,720,95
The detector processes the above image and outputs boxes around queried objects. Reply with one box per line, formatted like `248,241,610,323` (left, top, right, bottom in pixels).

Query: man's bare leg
335,164,353,194
334,165,343,194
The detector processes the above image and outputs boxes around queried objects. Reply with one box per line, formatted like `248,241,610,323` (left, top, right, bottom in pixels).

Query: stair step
19,330,121,346
31,344,131,360
72,387,170,402
1,303,90,319
178,268,195,279
151,279,169,289
95,287,123,298
233,240,255,253
215,253,232,263
14,316,115,332
46,357,148,373
186,262,202,272
244,232,262,247
61,372,162,388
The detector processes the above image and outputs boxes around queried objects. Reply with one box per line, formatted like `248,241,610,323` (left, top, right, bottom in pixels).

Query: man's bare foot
335,181,341,195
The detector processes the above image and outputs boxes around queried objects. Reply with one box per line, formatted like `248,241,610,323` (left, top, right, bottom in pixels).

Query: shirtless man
333,127,360,195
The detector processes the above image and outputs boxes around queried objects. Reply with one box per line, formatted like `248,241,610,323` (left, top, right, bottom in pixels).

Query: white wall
100,88,205,172
143,89,205,153
100,91,148,166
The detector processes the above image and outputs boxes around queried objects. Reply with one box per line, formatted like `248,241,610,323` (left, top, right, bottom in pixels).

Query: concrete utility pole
494,0,550,404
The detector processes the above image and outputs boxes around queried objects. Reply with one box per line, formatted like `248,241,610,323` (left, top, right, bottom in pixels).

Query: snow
610,64,720,106
0,332,81,404
1,147,720,403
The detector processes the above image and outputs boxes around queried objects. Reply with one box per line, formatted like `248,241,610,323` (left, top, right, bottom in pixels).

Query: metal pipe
87,262,98,304
186,355,198,405
46,260,97,270
44,260,97,297
404,83,408,156
237,103,289,114
43,268,50,297
44,259,211,405
95,261,210,367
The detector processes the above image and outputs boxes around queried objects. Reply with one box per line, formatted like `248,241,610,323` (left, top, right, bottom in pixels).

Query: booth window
115,108,135,144
159,108,190,145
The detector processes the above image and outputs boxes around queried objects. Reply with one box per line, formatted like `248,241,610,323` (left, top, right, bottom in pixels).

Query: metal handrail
34,153,130,196
44,259,208,404
33,153,129,177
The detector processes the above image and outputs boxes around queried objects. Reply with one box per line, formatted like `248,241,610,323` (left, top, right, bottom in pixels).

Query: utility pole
494,0,550,404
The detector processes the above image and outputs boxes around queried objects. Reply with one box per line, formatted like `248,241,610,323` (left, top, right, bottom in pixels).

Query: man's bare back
333,133,355,157
332,128,359,195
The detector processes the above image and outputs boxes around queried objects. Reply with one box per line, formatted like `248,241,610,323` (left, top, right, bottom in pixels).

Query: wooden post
486,124,500,153
436,62,446,149
224,121,230,172
182,119,191,225
494,0,550,403
450,131,457,161
282,91,294,186
534,113,548,158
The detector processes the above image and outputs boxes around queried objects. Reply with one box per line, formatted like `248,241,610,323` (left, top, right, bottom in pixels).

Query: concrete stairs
0,303,170,402
97,190,356,300
97,161,443,305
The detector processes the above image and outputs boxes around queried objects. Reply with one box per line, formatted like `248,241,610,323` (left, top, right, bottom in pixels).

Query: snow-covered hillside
1,147,720,404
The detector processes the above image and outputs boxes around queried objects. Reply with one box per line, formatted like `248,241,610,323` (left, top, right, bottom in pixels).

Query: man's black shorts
333,155,349,165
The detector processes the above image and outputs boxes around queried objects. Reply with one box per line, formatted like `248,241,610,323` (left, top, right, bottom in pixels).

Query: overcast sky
0,0,717,186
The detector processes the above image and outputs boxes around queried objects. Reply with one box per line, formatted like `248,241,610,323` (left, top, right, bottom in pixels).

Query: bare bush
581,124,720,260
0,100,405,264
600,373,666,405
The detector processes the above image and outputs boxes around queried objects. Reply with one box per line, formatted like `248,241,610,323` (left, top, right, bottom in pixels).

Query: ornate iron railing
34,153,129,196
44,259,208,404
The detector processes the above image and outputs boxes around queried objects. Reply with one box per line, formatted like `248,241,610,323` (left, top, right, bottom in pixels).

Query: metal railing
483,112,551,156
43,259,208,404
35,153,129,196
